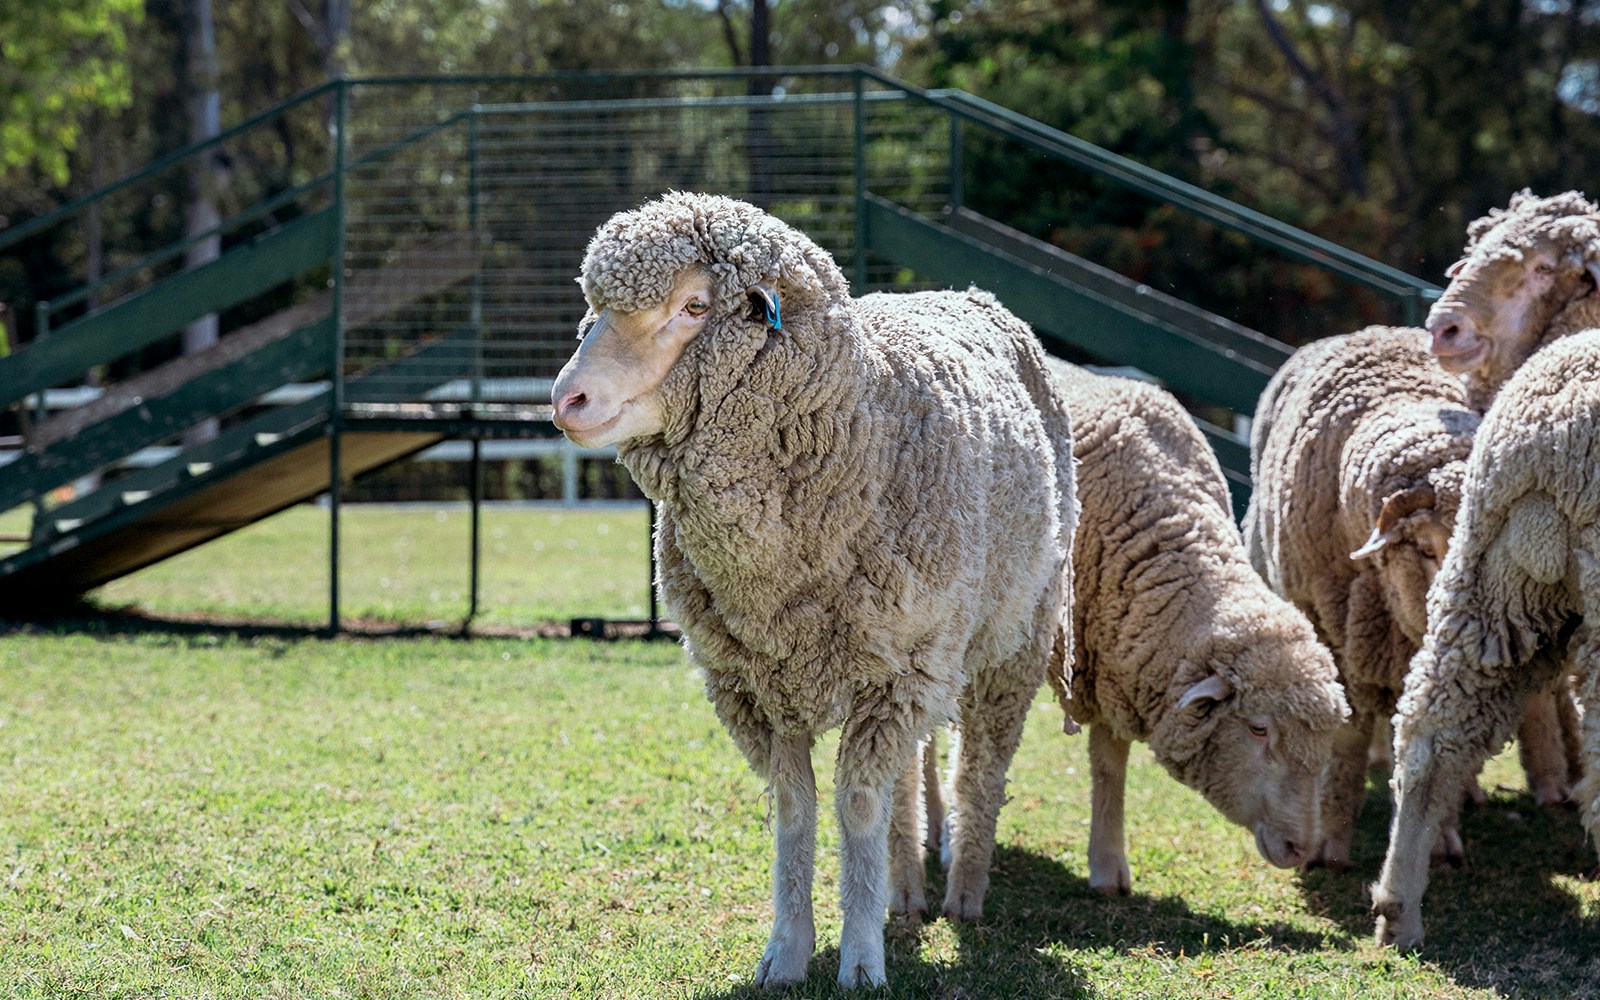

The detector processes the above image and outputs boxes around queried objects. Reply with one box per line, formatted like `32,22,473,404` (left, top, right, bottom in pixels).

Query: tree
0,0,143,186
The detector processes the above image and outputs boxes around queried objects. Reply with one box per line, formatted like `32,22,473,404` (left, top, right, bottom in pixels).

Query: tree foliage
0,0,143,185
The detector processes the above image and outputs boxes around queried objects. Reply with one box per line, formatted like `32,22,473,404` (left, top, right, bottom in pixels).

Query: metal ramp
0,68,1440,621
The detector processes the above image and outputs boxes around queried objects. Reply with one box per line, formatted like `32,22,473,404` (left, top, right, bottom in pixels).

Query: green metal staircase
0,68,1441,615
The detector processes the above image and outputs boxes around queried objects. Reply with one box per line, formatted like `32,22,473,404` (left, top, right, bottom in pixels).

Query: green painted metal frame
0,209,337,411
0,316,335,514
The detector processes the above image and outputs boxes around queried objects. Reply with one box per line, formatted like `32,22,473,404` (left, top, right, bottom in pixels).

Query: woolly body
556,192,1077,987
1244,326,1484,868
1372,328,1600,952
1046,362,1346,894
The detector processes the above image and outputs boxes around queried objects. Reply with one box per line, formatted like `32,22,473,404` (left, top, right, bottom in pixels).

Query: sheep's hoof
1088,860,1132,896
1534,780,1574,809
836,957,886,989
755,932,812,987
1371,896,1423,952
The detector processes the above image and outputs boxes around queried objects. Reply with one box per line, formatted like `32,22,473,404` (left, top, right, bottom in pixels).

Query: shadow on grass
683,843,1337,999
0,601,678,643
1296,768,1600,995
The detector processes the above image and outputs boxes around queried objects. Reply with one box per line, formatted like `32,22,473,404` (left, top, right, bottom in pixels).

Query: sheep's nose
553,389,588,429
1426,310,1476,355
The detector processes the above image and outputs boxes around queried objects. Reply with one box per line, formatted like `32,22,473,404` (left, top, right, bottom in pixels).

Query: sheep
548,192,1077,988
1042,359,1348,895
1371,326,1600,952
1425,189,1600,412
1243,326,1490,869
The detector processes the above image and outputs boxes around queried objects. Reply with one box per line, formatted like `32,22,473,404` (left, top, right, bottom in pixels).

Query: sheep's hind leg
943,667,1037,919
1087,723,1132,895
886,746,928,918
754,732,817,988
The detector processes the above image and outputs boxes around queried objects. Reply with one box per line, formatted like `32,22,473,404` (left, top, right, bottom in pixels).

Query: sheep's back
1251,328,1463,635
1052,363,1244,734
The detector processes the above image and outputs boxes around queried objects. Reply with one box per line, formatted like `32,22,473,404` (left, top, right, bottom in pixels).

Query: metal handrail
847,66,1439,311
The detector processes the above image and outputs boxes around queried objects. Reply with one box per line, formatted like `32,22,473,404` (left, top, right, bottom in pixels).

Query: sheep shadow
682,845,1335,999
1296,767,1600,993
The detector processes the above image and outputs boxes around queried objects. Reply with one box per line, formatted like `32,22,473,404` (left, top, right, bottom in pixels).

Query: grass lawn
1,505,1598,997
87,503,659,630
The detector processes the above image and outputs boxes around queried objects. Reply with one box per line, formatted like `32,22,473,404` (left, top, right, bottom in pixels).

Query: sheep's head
1148,621,1347,870
551,192,848,449
1426,190,1600,406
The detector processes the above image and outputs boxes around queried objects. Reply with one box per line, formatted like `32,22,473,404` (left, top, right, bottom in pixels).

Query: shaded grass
2,622,1598,997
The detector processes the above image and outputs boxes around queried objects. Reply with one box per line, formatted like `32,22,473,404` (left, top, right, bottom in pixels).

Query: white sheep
549,193,1077,988
1243,326,1492,869
1425,189,1600,411
1044,360,1348,895
1371,326,1600,952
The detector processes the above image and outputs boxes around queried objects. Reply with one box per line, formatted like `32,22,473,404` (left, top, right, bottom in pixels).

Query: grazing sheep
1371,327,1600,952
1044,360,1347,895
1425,189,1600,411
549,193,1077,988
1243,326,1490,869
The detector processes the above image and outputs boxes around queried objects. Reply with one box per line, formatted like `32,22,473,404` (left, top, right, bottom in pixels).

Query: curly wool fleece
578,190,1077,770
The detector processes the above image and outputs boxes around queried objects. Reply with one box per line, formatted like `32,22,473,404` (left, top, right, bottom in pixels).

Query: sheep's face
1157,648,1345,871
1426,215,1600,397
551,270,715,448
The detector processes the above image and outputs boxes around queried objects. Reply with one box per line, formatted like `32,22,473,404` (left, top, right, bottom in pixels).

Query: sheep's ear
1445,258,1468,278
1352,484,1435,561
1177,674,1233,711
746,283,782,332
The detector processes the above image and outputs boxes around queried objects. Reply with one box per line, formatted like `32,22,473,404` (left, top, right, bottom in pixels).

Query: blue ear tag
766,296,782,332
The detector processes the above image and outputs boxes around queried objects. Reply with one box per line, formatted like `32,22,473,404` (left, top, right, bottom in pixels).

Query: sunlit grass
0,623,1593,998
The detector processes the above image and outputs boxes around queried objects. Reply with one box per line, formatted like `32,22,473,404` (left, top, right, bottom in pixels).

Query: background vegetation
7,0,1600,342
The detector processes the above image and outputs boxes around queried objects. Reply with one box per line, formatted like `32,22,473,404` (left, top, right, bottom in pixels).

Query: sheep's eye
1534,261,1556,275
1247,722,1269,741
685,299,709,317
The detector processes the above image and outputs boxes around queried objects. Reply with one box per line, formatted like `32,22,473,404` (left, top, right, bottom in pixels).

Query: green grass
1,625,1597,998
2,505,1599,996
88,504,657,629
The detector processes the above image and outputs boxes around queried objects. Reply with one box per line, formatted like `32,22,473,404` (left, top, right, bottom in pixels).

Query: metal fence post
949,110,963,212
852,69,868,291
327,78,349,636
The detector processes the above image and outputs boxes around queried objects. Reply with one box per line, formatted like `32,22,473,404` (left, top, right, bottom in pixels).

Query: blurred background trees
5,0,1600,343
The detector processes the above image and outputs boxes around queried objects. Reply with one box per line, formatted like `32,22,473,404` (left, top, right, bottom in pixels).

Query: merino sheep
1243,327,1490,869
549,193,1077,988
1044,360,1347,895
1371,327,1600,952
1425,189,1600,411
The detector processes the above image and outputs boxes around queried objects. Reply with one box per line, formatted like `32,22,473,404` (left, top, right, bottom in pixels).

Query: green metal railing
0,67,1442,624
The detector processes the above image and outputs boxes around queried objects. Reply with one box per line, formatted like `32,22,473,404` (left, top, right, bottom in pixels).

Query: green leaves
0,0,142,185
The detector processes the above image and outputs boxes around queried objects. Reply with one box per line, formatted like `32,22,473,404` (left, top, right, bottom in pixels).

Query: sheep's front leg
834,710,920,988
754,732,817,987
1311,707,1375,872
1087,723,1132,895
1373,666,1525,950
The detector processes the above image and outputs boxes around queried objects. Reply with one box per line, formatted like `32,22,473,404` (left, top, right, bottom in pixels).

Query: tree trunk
182,0,223,446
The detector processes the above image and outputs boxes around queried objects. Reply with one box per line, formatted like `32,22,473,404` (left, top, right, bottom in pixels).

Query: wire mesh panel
337,71,953,409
